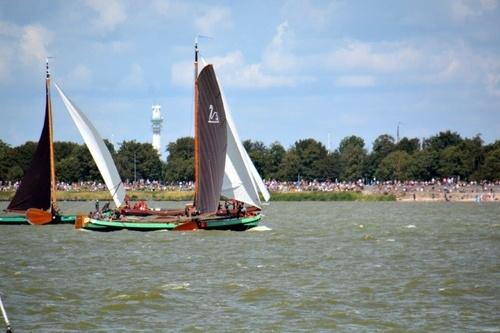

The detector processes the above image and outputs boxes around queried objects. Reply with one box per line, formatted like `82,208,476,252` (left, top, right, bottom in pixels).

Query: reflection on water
0,201,499,332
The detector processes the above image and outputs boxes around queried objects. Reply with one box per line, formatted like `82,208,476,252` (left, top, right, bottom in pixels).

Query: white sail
207,67,269,207
54,83,125,208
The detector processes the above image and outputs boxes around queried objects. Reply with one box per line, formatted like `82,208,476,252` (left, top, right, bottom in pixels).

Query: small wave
406,224,416,228
110,290,163,301
160,282,190,290
249,226,272,231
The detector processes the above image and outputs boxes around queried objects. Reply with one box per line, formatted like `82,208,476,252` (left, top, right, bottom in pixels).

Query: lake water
0,201,499,332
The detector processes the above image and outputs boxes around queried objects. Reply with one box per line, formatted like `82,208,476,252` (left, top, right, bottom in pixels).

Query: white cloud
152,0,189,17
171,51,299,89
171,60,192,87
486,73,500,97
67,64,92,84
0,21,22,37
0,47,11,81
336,75,376,87
480,0,498,10
326,41,423,74
85,0,127,33
450,0,498,22
282,0,337,29
262,21,302,72
194,7,231,35
19,24,53,66
323,38,500,96
0,22,52,81
119,63,146,90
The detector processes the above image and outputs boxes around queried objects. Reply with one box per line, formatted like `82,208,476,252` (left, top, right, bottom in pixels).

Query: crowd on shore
1,178,498,202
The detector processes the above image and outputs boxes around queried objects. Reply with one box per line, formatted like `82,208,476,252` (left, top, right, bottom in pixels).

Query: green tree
367,134,396,178
396,137,420,154
11,141,38,174
54,141,81,161
266,142,286,179
164,137,194,182
243,140,269,178
409,149,439,180
338,136,367,181
0,140,12,181
116,140,163,181
479,147,500,181
423,131,462,151
276,150,300,181
438,136,483,180
375,151,413,181
291,138,328,180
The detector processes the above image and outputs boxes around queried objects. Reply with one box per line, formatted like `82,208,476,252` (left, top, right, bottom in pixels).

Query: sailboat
0,60,76,225
71,41,269,231
54,83,188,219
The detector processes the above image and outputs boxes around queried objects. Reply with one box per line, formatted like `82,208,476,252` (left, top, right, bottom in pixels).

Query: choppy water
0,201,499,332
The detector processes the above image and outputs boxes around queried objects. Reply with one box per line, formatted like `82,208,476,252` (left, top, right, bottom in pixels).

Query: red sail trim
194,65,227,213
6,79,52,212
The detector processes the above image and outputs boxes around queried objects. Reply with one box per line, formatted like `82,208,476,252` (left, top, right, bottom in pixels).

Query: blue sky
1,0,499,158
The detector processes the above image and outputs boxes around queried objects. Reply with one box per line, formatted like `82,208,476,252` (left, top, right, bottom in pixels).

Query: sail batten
54,83,125,208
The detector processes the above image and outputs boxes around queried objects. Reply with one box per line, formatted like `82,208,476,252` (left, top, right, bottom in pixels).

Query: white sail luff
54,83,125,208
213,68,269,208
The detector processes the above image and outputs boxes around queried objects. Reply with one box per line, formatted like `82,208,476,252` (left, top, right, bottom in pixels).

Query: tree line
0,131,498,183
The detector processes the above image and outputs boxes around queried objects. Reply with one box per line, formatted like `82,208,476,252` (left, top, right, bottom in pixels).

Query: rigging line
110,181,124,200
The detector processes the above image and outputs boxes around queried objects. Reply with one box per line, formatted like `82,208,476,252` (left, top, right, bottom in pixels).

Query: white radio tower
151,104,163,155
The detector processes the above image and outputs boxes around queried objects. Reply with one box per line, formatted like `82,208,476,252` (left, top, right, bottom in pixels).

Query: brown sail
194,65,227,213
6,70,54,212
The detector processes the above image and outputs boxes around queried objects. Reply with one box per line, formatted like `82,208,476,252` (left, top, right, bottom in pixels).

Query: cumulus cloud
486,73,500,97
67,64,92,84
194,7,231,35
0,22,53,81
19,24,53,66
262,21,302,72
152,0,189,17
326,41,423,74
211,51,297,88
171,60,192,87
85,0,127,33
336,75,376,87
171,51,299,89
281,0,337,29
323,38,500,96
450,0,498,22
171,19,308,89
119,63,146,90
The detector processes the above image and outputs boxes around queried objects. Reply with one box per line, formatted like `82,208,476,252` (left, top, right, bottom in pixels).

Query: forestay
54,83,125,208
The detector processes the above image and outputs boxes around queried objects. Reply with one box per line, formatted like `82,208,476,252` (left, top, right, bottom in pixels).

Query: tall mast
193,38,200,206
46,58,57,212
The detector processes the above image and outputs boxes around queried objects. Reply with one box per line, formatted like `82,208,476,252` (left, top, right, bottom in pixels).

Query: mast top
46,56,55,79
46,58,50,79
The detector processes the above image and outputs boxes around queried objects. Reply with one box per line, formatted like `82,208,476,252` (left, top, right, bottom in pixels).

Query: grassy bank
269,191,396,201
0,190,395,202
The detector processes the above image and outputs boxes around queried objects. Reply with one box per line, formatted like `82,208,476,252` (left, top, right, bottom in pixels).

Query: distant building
151,104,163,155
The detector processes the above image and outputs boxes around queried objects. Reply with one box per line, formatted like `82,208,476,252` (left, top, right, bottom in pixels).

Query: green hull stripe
84,214,262,231
0,215,76,225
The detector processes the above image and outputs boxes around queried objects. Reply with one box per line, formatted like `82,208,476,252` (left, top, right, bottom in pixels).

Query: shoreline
0,190,497,202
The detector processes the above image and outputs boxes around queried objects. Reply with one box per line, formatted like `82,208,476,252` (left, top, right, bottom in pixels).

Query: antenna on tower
397,121,403,144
